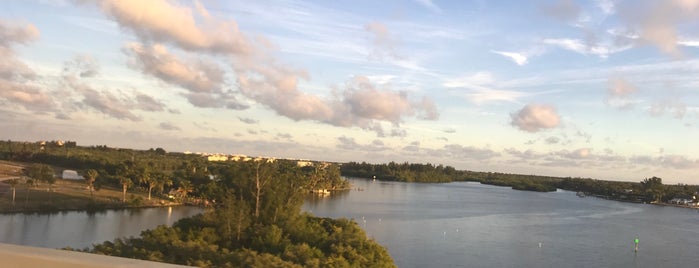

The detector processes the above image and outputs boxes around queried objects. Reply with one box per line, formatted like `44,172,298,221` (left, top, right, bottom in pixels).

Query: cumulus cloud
0,19,39,47
0,20,56,113
123,42,247,109
84,0,438,136
237,64,330,120
616,0,699,56
79,87,141,121
341,76,434,123
62,73,163,121
511,104,561,132
123,42,223,92
0,80,54,111
240,74,437,136
94,0,254,55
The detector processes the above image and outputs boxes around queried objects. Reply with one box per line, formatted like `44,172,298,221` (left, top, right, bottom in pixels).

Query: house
61,170,84,180
668,197,694,205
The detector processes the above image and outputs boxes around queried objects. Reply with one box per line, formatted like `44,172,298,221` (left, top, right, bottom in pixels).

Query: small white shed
62,170,84,180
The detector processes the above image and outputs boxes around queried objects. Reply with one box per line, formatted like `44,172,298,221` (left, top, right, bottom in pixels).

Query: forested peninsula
0,141,393,267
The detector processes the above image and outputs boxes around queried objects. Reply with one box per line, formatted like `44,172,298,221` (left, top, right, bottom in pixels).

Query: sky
1,0,699,183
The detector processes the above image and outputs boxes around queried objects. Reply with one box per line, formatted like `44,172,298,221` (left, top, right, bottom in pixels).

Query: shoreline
0,202,192,215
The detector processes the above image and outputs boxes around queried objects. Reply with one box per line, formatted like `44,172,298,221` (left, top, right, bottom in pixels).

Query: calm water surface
0,206,203,249
304,179,699,268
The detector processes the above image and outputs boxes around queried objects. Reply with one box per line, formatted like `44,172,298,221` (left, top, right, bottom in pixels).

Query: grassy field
0,161,179,213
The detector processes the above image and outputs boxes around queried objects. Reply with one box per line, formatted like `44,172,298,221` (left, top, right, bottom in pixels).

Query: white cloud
0,20,57,114
543,38,631,58
82,0,440,136
511,104,561,132
490,50,528,66
615,0,699,56
93,0,255,55
443,72,529,104
123,42,223,93
443,72,495,88
466,89,527,104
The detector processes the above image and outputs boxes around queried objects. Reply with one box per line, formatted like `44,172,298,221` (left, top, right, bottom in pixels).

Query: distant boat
576,192,586,198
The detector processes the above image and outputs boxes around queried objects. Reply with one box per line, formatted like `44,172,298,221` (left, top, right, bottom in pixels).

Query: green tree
139,170,156,201
176,180,193,202
26,163,56,203
641,176,664,202
152,172,173,200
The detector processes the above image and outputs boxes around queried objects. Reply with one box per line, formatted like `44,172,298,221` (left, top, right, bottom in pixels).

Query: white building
61,170,84,180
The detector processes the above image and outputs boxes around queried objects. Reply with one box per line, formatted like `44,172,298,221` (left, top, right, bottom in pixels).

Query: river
303,178,699,268
0,206,203,249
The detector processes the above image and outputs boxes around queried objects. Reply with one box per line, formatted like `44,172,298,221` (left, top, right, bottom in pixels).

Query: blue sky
1,0,698,183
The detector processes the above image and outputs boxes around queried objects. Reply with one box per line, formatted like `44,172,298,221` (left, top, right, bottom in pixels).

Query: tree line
341,161,699,203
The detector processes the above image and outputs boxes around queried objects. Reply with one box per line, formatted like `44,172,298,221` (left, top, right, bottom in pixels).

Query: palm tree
119,176,133,203
176,180,193,202
152,173,173,201
5,178,20,207
84,169,98,200
139,171,156,201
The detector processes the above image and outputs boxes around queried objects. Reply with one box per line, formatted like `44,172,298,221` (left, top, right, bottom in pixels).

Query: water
0,206,203,249
304,179,699,267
